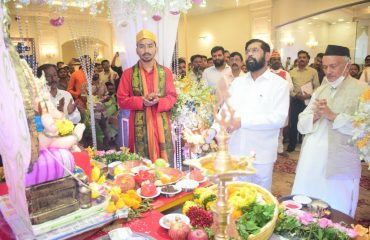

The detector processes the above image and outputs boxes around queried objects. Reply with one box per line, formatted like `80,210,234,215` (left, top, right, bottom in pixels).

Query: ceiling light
307,22,312,25
306,39,318,48
312,17,319,20
332,22,336,25
15,3,23,9
200,0,207,8
346,21,351,24
338,18,344,22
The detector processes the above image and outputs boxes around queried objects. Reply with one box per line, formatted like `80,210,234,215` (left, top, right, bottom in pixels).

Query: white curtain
109,0,180,69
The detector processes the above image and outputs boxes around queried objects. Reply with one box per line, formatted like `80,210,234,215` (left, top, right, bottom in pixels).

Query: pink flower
95,150,105,156
346,228,358,238
106,149,116,154
298,213,314,225
318,218,332,228
332,223,347,232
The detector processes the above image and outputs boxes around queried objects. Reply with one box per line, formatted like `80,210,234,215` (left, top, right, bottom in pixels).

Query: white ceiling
187,0,269,15
6,0,370,24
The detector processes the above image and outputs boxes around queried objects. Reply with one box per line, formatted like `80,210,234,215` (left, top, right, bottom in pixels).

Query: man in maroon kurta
117,30,177,165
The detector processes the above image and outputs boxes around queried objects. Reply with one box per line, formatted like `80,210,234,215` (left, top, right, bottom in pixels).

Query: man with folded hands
117,30,177,165
292,45,369,217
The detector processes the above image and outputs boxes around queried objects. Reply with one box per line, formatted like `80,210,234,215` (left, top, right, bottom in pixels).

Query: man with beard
202,46,232,90
292,45,368,217
204,39,289,190
117,29,177,165
310,53,325,84
188,54,203,82
269,50,293,157
57,67,70,91
177,58,187,79
37,64,81,124
287,50,320,152
230,51,245,80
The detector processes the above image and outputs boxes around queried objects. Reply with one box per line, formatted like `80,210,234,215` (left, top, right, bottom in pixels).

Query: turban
324,45,350,58
136,29,157,44
271,50,280,58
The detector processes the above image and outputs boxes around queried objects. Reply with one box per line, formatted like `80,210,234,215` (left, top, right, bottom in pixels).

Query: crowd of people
37,53,123,150
35,29,369,218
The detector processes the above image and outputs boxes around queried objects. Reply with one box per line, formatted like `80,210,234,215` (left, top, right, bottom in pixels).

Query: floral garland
275,207,369,240
171,76,215,129
351,89,370,164
86,147,142,165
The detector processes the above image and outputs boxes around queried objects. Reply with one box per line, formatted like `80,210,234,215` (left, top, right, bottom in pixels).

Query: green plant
236,202,275,239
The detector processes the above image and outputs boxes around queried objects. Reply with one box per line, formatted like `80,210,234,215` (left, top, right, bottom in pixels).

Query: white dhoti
235,162,274,191
292,118,359,217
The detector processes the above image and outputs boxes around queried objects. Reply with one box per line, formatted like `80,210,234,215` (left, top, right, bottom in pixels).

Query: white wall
275,21,358,64
272,0,364,28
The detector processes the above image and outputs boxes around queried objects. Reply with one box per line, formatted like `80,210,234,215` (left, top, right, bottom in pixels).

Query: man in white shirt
269,50,293,157
205,39,290,190
292,45,368,217
37,64,81,124
202,46,232,90
230,51,245,80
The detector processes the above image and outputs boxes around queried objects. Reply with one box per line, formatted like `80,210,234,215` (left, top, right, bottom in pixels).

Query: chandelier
7,0,200,16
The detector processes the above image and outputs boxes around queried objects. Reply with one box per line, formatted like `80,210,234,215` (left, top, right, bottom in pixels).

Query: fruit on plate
155,158,167,167
156,170,176,185
141,183,157,197
115,174,135,192
168,220,191,240
189,169,204,182
134,170,155,186
187,229,208,240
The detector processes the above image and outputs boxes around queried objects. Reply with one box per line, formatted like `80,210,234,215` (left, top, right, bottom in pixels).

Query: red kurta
117,64,177,158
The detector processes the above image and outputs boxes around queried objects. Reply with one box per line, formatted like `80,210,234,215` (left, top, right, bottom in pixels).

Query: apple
187,229,208,240
169,221,190,240
141,183,157,197
155,158,167,167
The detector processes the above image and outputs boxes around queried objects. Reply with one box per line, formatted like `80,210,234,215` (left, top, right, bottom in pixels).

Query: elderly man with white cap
292,45,369,217
117,30,177,166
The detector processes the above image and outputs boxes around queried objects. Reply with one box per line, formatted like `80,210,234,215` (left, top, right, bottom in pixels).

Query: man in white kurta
292,45,369,217
206,39,290,191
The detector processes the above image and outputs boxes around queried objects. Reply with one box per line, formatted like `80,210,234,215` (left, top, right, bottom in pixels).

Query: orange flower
232,210,242,219
352,224,369,240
